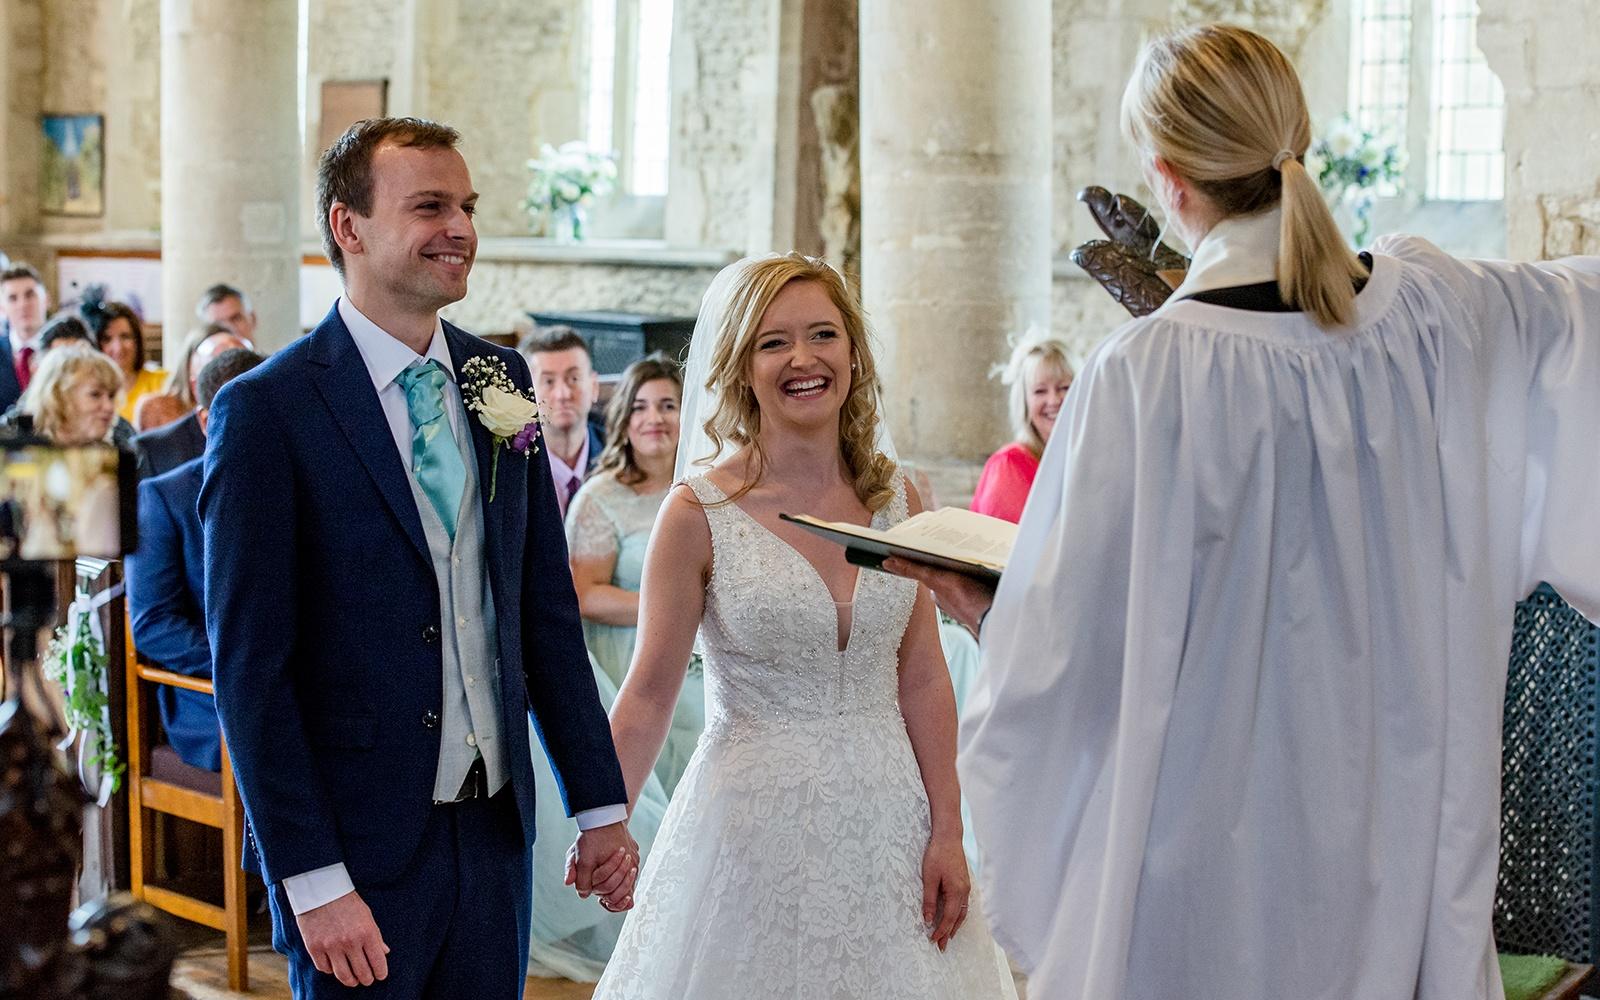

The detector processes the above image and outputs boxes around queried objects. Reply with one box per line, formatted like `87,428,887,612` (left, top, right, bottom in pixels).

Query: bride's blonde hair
1121,24,1367,328
698,252,896,512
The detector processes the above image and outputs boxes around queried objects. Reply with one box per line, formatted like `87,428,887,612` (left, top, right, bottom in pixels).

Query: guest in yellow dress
83,295,165,422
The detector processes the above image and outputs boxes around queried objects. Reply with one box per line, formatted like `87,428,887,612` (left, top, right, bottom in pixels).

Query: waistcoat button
422,710,440,729
421,624,440,644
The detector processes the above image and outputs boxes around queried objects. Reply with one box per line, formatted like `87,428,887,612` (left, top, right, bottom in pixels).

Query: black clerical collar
1182,252,1374,313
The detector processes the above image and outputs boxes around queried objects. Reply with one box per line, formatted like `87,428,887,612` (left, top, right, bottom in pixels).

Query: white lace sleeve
565,480,620,562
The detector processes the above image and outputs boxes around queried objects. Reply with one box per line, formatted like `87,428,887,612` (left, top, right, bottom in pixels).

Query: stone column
161,0,300,355
859,0,1052,474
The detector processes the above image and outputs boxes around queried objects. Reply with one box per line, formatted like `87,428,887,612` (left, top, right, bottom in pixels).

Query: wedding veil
673,253,897,487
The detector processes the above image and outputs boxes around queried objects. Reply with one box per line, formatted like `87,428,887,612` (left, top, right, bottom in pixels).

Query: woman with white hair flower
969,329,1073,523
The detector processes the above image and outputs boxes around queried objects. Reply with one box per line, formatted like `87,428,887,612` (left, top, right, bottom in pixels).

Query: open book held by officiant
779,506,1017,583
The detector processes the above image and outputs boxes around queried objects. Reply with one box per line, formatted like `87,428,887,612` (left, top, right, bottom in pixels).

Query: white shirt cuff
282,862,356,915
574,804,629,830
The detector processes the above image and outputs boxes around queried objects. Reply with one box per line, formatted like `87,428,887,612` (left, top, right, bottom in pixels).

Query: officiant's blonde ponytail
1121,24,1366,328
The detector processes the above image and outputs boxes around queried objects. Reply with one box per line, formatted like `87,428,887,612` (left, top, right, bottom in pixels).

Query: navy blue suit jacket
134,411,206,480
0,338,23,413
126,457,222,771
200,304,626,886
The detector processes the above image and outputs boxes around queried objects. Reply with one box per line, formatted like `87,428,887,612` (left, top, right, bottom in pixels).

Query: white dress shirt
282,299,626,915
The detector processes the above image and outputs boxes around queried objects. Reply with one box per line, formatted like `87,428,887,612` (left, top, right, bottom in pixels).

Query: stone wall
1478,0,1600,259
418,0,585,238
0,0,46,236
302,0,409,234
38,0,109,238
664,0,784,251
5,0,1598,354
102,0,162,233
440,250,723,334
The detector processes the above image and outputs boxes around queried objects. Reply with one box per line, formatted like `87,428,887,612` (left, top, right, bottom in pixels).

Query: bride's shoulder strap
676,472,725,508
885,464,911,523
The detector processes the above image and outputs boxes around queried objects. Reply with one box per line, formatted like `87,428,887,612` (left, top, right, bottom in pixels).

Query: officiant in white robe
894,25,1600,1000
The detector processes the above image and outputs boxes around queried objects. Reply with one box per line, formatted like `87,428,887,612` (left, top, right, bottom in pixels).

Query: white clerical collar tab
1165,207,1283,306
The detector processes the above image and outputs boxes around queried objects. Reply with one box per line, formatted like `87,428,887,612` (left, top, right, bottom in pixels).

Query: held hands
882,558,996,638
566,820,640,912
921,834,972,951
295,890,390,987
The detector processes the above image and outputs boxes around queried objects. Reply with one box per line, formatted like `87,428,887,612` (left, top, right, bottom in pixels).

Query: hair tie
1271,149,1295,171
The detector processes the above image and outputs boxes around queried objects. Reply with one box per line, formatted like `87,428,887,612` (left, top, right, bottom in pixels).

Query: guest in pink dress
970,334,1073,522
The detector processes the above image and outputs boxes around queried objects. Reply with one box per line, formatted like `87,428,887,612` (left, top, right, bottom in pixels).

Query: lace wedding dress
592,472,1017,999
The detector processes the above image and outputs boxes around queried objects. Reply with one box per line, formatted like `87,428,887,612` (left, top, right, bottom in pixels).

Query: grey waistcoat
406,394,510,802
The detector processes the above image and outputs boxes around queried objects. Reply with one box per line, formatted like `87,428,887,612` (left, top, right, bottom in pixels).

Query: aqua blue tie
395,360,468,539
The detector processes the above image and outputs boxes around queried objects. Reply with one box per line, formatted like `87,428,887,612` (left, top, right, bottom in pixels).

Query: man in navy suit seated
125,347,264,771
132,323,252,479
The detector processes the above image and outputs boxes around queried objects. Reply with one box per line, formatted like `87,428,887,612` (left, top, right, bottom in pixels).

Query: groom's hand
567,821,639,911
296,890,389,987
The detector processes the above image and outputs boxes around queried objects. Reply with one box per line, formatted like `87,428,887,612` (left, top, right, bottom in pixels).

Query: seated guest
970,331,1074,522
131,392,188,432
529,354,688,981
2,344,127,450
194,282,258,343
566,352,702,791
134,323,249,477
520,324,603,519
0,262,51,411
81,291,166,422
125,347,264,772
35,312,96,353
22,316,138,448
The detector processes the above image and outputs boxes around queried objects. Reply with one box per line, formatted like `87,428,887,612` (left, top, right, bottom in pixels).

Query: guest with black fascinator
78,284,166,422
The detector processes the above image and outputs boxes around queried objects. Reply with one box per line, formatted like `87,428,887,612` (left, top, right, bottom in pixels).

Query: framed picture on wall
40,113,105,217
318,80,388,153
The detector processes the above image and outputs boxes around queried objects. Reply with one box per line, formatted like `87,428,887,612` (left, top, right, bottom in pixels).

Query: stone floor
168,931,594,1000
166,920,1024,999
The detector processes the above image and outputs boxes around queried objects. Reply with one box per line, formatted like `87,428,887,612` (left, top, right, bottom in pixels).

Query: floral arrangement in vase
524,141,618,242
1306,116,1407,248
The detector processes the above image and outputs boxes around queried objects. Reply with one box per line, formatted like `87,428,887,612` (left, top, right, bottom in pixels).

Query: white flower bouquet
524,141,618,241
1307,117,1407,247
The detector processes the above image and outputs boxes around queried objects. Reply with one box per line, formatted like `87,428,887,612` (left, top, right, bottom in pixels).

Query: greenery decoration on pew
42,611,124,793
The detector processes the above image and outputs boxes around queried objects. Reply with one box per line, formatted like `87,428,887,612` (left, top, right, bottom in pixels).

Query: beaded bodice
683,472,917,742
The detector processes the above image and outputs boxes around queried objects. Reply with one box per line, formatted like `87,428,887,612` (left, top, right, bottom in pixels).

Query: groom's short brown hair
316,117,462,276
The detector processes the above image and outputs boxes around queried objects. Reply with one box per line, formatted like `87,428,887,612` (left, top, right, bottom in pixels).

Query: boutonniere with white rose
460,355,542,502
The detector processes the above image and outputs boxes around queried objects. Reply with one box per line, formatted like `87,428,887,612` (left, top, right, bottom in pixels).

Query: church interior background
3,0,1600,996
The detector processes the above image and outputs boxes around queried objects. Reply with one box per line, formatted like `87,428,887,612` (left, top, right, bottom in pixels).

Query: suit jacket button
421,625,440,644
422,710,440,729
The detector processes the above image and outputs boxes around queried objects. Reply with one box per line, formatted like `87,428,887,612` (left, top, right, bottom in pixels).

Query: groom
201,117,636,999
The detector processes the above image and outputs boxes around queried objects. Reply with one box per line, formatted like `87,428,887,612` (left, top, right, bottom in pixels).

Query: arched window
1350,0,1504,201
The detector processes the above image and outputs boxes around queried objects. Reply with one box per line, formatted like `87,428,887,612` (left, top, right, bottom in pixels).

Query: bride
588,253,1016,998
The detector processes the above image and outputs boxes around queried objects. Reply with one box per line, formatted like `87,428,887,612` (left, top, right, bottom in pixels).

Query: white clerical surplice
963,219,1600,1000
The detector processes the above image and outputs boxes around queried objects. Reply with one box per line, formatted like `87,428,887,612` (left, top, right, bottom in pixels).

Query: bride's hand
921,834,971,951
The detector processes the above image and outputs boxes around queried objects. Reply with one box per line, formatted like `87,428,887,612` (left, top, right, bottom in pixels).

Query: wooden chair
123,608,250,991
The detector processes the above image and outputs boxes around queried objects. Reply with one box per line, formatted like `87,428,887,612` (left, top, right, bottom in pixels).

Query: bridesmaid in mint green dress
529,354,701,982
564,359,705,796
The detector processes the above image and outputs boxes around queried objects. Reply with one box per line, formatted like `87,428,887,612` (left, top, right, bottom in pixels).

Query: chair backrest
121,606,250,991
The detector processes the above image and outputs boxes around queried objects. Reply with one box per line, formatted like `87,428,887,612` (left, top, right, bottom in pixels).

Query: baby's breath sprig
459,354,543,501
460,355,518,414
